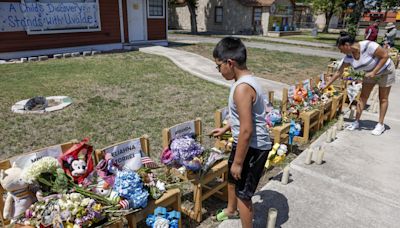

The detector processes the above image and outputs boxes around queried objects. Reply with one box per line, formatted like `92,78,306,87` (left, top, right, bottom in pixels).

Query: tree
344,0,365,38
309,0,343,33
169,0,198,34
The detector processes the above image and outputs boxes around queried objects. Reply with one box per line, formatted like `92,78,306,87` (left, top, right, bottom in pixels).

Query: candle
267,208,278,228
281,166,290,185
331,126,337,141
338,115,344,130
304,148,313,165
349,107,355,119
316,147,325,165
326,129,332,143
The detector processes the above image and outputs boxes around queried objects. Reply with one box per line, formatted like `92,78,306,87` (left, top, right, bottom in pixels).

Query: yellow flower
272,154,286,165
93,204,102,212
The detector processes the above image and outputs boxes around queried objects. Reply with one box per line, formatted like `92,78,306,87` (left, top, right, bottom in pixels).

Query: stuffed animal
0,163,36,221
60,138,94,185
320,94,329,104
294,87,307,104
146,207,180,228
266,109,282,128
289,120,301,145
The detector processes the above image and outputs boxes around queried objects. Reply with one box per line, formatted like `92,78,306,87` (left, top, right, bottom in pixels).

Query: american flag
141,155,159,169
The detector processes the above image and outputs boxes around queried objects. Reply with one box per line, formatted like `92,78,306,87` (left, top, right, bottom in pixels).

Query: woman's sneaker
371,123,385,136
346,121,359,131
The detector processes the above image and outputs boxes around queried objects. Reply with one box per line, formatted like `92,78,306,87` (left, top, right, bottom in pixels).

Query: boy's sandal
216,209,240,221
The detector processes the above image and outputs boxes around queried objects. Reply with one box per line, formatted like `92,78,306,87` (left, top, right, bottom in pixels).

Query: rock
28,57,38,62
38,56,48,61
71,52,80,57
63,53,72,58
21,58,28,63
53,54,62,59
91,51,101,55
83,51,91,56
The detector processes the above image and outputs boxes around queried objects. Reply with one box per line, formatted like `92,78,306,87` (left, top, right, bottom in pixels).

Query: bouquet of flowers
137,167,166,200
24,193,108,227
23,157,112,206
265,143,288,169
160,135,204,172
343,68,365,82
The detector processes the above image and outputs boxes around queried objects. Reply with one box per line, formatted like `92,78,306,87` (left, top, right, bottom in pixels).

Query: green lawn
0,52,229,160
280,31,400,50
172,43,332,85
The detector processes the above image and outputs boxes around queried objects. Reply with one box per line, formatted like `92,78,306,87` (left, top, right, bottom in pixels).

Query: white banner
10,145,62,168
0,1,101,34
103,139,142,171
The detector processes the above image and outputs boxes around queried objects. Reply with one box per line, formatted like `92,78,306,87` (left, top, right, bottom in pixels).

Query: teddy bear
0,163,36,221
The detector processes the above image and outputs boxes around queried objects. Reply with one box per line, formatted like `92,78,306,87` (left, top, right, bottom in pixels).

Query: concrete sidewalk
219,75,400,227
139,46,289,99
234,35,335,49
168,34,344,59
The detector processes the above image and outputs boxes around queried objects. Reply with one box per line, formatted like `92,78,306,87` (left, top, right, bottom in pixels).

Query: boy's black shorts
228,144,269,201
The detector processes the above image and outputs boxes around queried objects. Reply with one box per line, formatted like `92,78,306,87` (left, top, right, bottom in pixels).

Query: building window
148,0,165,18
253,7,262,25
215,6,223,23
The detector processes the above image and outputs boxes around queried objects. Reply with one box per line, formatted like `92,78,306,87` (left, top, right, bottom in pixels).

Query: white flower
72,208,79,215
277,145,288,156
156,180,166,192
69,193,82,202
80,198,91,207
23,157,60,183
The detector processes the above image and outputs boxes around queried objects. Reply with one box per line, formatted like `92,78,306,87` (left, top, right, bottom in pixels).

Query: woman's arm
324,62,350,88
366,46,389,78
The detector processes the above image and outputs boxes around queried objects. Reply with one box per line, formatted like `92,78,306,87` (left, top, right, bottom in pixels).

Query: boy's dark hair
336,31,355,46
213,37,247,66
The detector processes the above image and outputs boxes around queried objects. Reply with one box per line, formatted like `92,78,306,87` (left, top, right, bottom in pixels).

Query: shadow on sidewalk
253,190,289,227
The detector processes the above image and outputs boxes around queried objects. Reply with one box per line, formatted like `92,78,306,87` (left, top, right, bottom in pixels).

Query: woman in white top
325,31,396,136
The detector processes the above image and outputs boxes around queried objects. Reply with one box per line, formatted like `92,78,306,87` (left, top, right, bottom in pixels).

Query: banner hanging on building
0,0,101,34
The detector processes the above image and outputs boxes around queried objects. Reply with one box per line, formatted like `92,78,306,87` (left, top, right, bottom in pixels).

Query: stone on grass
53,54,62,59
21,58,28,63
71,52,80,57
83,51,91,56
91,51,101,55
38,56,48,61
63,53,72,58
28,57,38,62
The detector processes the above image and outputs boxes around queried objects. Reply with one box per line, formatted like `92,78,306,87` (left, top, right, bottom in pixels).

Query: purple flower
170,136,203,161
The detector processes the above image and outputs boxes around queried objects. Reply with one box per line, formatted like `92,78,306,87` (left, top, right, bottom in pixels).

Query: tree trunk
323,11,334,33
187,3,197,34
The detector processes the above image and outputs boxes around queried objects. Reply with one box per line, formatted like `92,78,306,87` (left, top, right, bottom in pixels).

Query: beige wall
169,0,259,34
168,0,297,34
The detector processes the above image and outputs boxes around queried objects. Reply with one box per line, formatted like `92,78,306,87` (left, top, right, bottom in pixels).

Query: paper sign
221,107,229,122
170,121,196,139
347,82,362,105
288,85,295,104
104,139,142,171
10,145,62,168
302,79,311,91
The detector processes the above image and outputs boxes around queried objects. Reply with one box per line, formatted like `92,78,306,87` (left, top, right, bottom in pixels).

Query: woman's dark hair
213,37,247,66
336,31,355,46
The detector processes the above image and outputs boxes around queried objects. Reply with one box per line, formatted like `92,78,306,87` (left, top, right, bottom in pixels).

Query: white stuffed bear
0,163,36,221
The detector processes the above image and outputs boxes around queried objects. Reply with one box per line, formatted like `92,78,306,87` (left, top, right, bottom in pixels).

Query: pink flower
160,148,174,165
